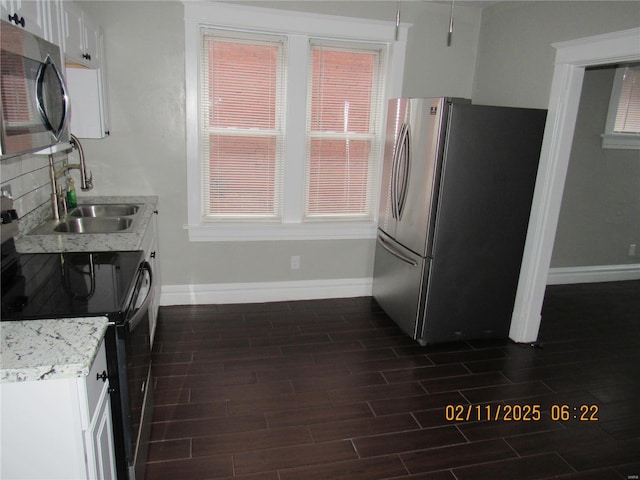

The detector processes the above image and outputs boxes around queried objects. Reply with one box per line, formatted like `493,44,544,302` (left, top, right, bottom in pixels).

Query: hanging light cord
447,0,455,46
395,1,400,41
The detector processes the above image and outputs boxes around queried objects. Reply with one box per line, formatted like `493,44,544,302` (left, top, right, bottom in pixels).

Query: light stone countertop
15,195,158,253
0,317,109,383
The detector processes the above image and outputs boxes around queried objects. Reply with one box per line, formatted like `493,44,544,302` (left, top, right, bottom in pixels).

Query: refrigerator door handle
396,124,411,220
377,235,418,267
390,123,404,220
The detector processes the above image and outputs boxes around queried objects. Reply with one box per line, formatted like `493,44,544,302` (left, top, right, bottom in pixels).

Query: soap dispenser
66,177,77,208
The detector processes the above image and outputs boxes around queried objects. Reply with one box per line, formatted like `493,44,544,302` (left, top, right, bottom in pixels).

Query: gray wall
473,1,640,109
551,67,640,267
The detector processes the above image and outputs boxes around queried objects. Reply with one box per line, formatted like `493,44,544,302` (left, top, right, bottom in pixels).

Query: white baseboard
547,264,640,285
160,277,373,305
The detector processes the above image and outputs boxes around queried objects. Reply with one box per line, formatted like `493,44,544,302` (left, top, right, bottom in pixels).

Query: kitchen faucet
49,134,94,220
69,134,93,192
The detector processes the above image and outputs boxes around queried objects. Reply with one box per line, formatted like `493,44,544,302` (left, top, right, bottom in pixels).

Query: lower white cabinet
0,340,116,480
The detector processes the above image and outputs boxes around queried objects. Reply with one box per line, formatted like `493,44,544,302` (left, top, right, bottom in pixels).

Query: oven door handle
126,261,153,332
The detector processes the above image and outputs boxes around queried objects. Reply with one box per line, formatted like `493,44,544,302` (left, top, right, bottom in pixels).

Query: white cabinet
62,0,110,138
62,0,102,68
141,209,161,345
0,340,116,480
81,12,103,67
1,0,49,40
67,66,110,139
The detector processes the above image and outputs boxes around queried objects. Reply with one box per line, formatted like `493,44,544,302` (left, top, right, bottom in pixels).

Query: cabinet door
62,0,84,63
86,385,116,480
1,0,49,39
83,340,116,480
67,67,107,138
81,12,101,68
47,0,64,49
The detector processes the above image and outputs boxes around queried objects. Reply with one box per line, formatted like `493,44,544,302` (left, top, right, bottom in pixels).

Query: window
305,42,385,219
185,3,407,240
200,30,287,220
602,65,640,149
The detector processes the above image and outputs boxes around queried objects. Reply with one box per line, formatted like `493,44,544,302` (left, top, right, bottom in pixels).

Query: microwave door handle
36,57,70,140
126,262,153,332
35,61,54,132
53,61,71,139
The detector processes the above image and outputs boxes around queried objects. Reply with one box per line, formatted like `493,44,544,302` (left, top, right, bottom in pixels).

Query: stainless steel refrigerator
373,97,546,345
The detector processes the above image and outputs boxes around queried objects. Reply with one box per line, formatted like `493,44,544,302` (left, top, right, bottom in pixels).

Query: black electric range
1,243,144,322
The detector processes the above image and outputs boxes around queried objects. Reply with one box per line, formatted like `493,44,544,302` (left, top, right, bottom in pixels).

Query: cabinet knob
96,371,108,383
82,53,92,61
8,13,25,27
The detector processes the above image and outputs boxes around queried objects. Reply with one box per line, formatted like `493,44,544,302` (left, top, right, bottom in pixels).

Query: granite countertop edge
0,317,109,383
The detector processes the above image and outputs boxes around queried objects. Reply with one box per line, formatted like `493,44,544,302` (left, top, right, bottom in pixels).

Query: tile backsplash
0,151,68,236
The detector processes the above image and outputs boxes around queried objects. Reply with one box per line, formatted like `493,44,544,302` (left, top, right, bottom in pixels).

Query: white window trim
602,66,640,150
184,2,408,241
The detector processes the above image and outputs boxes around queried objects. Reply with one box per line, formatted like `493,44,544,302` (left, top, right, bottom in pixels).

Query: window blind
613,66,640,134
200,28,287,219
305,41,386,219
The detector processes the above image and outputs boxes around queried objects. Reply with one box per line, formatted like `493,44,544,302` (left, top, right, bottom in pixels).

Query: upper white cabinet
1,0,49,40
62,1,110,138
67,65,110,138
62,0,102,68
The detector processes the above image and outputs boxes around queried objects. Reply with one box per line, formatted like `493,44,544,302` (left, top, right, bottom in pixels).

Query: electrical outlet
629,244,637,257
290,255,300,270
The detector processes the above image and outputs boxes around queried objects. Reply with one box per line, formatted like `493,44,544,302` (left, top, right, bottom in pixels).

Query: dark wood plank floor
145,280,640,479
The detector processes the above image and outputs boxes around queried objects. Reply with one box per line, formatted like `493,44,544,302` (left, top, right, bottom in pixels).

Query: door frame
509,27,640,343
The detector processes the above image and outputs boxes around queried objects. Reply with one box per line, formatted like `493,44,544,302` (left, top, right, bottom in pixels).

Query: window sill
601,133,640,150
185,221,378,242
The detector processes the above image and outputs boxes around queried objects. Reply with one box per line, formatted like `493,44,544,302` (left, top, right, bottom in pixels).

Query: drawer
85,339,109,421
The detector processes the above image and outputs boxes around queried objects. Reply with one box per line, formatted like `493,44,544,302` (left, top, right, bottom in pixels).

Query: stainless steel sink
69,204,140,218
28,203,142,235
52,217,133,233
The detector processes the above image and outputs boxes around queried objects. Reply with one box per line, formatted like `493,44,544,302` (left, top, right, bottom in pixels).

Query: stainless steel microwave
0,20,70,157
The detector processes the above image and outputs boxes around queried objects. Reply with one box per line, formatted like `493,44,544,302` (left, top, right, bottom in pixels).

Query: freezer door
393,98,447,257
372,230,427,339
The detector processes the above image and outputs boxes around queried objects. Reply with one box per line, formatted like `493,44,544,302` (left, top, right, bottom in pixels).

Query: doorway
509,27,640,344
